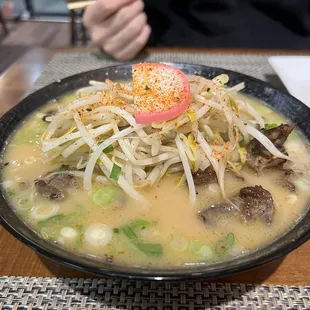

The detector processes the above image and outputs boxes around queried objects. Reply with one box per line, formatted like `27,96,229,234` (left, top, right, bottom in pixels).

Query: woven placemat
1,276,310,310
2,52,300,310
29,51,284,93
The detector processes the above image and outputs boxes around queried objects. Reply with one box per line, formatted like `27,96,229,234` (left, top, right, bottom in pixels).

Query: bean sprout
40,74,291,203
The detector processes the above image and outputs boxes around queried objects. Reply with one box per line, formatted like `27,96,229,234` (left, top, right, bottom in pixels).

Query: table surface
0,47,310,285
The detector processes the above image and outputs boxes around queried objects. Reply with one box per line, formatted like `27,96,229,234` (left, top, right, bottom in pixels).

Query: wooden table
0,47,310,285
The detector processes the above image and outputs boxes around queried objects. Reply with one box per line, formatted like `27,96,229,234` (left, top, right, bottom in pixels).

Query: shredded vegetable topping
41,66,292,203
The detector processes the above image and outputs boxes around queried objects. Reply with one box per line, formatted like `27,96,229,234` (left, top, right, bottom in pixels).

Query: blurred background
1,0,310,74
0,0,72,44
0,0,68,17
0,0,88,73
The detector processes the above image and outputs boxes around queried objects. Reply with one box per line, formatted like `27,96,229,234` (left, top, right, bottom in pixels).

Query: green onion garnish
121,224,163,256
130,219,151,231
91,187,120,207
75,224,85,248
136,243,163,256
215,240,227,255
122,226,138,241
226,232,235,247
215,232,235,256
110,163,121,181
103,145,114,154
38,214,67,226
264,123,278,130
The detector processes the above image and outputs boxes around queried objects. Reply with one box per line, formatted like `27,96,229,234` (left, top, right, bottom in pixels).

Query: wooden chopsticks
67,1,96,10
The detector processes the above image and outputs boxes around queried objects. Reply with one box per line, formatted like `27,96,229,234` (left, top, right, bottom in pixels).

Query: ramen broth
1,92,310,268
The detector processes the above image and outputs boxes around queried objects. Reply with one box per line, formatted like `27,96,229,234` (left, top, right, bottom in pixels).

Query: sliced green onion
170,236,188,253
38,214,69,239
38,212,85,241
215,240,227,255
75,224,84,248
91,187,121,207
38,214,66,227
190,241,213,260
103,145,114,154
122,226,138,241
227,162,242,173
110,163,121,181
113,228,120,234
121,224,163,257
237,147,247,164
130,219,151,231
136,243,163,256
189,241,205,253
226,232,235,247
215,232,235,256
196,245,213,260
13,119,47,145
54,166,68,174
264,123,278,130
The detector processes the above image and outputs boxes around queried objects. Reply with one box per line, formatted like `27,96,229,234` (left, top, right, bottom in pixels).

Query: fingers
113,25,151,61
83,0,135,27
83,0,150,60
102,13,147,55
90,0,144,45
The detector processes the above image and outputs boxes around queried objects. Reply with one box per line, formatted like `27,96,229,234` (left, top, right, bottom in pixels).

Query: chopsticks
67,1,96,10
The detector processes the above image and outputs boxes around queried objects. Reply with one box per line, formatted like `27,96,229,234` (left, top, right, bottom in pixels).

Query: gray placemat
29,51,284,93
1,276,310,310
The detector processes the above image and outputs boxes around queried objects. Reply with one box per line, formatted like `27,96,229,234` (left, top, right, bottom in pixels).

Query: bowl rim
1,62,310,280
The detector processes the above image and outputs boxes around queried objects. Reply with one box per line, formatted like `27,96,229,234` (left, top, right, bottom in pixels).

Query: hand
83,0,151,61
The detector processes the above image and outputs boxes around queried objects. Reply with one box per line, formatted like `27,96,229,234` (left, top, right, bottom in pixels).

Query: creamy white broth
1,92,310,268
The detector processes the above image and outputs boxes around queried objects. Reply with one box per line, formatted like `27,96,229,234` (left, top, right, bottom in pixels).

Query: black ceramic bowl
1,63,310,280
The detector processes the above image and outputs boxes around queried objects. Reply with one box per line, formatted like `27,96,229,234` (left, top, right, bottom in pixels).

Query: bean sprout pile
41,73,290,204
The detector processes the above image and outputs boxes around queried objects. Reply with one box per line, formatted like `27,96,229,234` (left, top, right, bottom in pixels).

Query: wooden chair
67,1,95,45
0,10,9,36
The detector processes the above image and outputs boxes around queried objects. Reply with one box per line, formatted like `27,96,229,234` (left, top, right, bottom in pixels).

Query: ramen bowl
0,63,310,280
